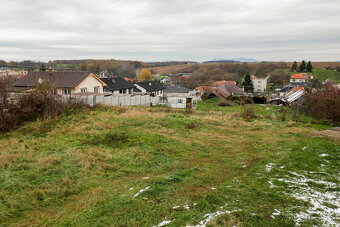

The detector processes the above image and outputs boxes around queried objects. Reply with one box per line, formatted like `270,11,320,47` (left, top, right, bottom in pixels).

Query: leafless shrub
239,105,256,121
0,80,90,133
294,85,340,125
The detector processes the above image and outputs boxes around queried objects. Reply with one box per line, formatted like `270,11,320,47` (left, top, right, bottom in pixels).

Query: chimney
48,67,52,75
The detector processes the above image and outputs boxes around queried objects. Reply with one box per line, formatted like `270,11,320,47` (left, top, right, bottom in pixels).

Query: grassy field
0,99,339,226
313,68,340,83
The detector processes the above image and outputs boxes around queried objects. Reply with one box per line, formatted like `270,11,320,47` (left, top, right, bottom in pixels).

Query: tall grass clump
239,105,256,121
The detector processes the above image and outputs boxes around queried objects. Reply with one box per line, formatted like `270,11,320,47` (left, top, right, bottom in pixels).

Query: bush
232,96,253,105
0,81,90,133
239,105,256,121
294,85,340,125
218,100,233,107
253,96,267,104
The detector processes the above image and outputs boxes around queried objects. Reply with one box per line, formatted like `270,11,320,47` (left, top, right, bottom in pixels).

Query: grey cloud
0,0,339,61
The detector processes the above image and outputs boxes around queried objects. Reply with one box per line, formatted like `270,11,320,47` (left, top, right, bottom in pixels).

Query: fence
65,94,162,107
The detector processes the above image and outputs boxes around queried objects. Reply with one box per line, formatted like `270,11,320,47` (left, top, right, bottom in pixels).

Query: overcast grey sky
0,0,339,62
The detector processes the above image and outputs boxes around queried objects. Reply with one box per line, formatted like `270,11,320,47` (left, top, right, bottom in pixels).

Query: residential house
251,75,269,93
290,74,307,83
160,77,171,86
0,67,11,76
134,81,164,97
100,77,135,95
195,84,244,100
195,86,219,99
165,86,197,109
278,86,294,97
99,70,114,78
211,80,236,87
270,87,306,105
164,86,191,96
216,84,244,99
13,71,106,95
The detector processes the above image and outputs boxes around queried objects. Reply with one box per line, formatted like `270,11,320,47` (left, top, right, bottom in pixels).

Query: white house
166,95,198,109
251,75,269,93
290,74,308,83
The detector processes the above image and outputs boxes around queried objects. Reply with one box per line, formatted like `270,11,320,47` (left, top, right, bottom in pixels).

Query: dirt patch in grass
311,127,340,143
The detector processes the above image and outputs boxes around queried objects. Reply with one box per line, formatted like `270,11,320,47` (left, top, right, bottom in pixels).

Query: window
81,88,87,93
64,89,71,95
119,89,123,94
94,86,100,93
258,85,261,87
178,99,183,103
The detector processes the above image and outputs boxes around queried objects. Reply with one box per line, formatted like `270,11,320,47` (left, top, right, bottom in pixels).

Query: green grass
0,102,339,226
313,68,340,83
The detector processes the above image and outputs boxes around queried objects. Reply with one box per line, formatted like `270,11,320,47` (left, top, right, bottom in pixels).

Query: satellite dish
38,78,43,84
111,78,116,83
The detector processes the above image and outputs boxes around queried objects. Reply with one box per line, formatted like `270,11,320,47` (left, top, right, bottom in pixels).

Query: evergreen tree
291,61,298,71
242,73,254,93
299,60,306,72
306,61,313,72
40,64,46,72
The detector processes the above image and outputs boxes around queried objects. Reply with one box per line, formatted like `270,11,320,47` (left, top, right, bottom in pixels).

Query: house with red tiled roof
290,74,307,83
211,80,236,87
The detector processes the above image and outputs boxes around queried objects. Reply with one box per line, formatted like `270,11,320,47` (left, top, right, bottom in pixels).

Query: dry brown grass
0,153,19,169
38,156,62,170
311,128,340,143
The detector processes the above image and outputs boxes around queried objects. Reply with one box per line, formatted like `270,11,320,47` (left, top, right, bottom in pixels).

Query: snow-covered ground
268,164,339,226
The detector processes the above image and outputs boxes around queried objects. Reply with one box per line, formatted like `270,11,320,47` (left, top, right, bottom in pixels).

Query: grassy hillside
0,101,339,226
313,68,340,83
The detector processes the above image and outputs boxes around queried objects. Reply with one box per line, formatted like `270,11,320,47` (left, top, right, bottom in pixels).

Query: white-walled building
251,75,269,93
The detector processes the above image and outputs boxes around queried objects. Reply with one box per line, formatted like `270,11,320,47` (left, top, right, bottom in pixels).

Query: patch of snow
271,209,281,219
268,180,274,188
266,108,270,110
211,187,216,190
279,166,285,169
173,205,190,210
226,185,231,188
266,163,274,172
270,171,339,226
133,186,150,198
129,187,134,191
243,165,247,168
320,154,328,157
302,147,307,150
143,176,150,179
153,219,174,227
